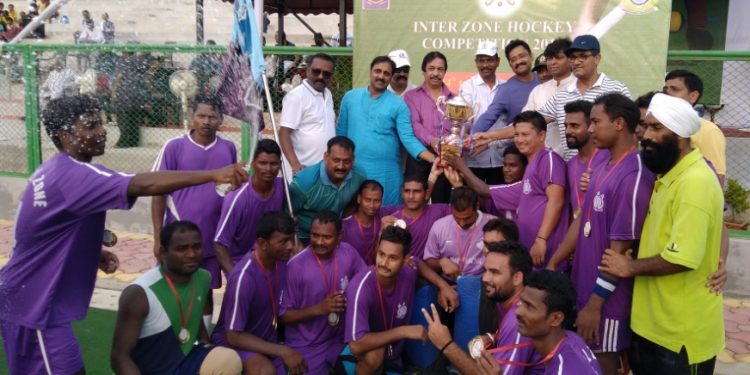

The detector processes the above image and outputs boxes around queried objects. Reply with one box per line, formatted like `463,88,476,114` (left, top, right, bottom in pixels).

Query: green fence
0,45,747,191
0,44,353,177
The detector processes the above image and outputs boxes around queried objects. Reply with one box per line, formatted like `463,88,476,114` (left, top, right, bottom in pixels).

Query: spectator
111,51,149,147
100,12,115,43
40,59,76,101
78,19,102,44
189,39,222,93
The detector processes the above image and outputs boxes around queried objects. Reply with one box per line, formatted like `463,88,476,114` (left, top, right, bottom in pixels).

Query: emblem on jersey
340,276,349,291
593,191,605,212
523,179,531,194
396,302,408,319
666,243,678,252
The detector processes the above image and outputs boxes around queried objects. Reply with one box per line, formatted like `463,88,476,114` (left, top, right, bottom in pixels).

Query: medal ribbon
493,294,523,344
162,269,195,333
454,216,480,272
374,270,395,332
583,146,637,227
254,250,279,324
574,148,599,211
354,215,379,262
396,208,426,228
312,247,339,293
487,336,566,367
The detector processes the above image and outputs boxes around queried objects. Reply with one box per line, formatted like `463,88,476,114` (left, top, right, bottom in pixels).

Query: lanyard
397,208,426,228
454,217,480,272
254,250,279,323
354,215,379,261
374,271,395,331
312,248,339,293
584,146,636,223
162,269,195,330
574,148,599,210
493,294,523,344
488,336,566,367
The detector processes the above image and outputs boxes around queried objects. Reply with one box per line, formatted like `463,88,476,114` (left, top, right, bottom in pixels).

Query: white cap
476,40,498,57
388,49,411,68
647,93,701,138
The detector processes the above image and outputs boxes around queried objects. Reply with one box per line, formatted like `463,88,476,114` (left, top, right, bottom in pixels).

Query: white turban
646,93,701,138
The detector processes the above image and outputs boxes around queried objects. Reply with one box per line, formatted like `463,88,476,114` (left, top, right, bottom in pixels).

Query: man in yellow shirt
663,69,726,186
600,93,724,375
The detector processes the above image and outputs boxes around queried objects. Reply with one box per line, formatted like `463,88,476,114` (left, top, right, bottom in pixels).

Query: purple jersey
487,181,523,220
153,134,237,258
212,251,286,347
0,153,134,329
345,264,417,367
342,215,381,262
494,300,544,375
423,212,494,276
571,152,654,319
214,178,285,261
281,244,367,373
389,204,451,259
516,149,570,267
545,331,602,375
566,149,610,213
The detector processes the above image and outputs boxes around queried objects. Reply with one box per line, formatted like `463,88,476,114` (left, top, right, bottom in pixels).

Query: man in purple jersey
214,139,286,273
476,270,602,375
152,93,238,293
342,180,387,262
211,211,306,375
449,111,569,269
0,96,246,375
281,211,368,374
337,226,428,375
562,100,609,216
423,241,544,375
548,94,653,375
424,187,495,280
380,172,450,260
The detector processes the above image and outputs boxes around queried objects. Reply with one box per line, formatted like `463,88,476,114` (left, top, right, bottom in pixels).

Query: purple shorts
590,316,631,353
237,350,285,374
0,321,84,375
201,256,223,289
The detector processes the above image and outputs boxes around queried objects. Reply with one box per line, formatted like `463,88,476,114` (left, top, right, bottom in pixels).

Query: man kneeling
111,220,242,374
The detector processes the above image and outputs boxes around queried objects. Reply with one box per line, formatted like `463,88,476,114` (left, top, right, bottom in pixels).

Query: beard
641,135,680,174
566,136,583,149
486,287,513,303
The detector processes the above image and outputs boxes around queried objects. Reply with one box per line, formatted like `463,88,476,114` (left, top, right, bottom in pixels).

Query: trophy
436,96,476,166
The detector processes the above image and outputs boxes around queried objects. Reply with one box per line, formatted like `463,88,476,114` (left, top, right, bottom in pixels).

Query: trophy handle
436,95,446,118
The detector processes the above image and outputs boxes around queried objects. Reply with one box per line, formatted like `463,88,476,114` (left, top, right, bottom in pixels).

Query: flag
217,0,265,126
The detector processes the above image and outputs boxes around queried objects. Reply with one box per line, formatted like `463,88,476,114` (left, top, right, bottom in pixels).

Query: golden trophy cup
436,96,476,166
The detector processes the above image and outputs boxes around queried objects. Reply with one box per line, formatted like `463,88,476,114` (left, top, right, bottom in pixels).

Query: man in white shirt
279,53,337,182
460,40,505,184
524,38,575,155
387,49,417,97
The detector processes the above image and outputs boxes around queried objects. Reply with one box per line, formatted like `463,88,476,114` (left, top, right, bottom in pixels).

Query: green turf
0,308,117,375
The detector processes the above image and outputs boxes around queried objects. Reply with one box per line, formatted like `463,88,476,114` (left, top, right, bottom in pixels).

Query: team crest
523,179,531,194
339,276,349,291
396,302,408,319
593,191,605,212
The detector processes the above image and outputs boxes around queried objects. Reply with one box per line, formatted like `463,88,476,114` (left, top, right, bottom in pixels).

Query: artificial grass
0,308,117,374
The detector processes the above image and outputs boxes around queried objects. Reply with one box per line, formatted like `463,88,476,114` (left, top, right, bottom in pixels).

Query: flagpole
261,73,294,218
8,0,72,44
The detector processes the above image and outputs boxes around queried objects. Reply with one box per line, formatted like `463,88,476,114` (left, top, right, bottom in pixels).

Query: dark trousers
115,108,145,148
469,166,505,185
404,156,452,204
629,334,716,375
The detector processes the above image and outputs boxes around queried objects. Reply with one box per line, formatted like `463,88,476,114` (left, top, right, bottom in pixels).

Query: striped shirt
538,73,630,160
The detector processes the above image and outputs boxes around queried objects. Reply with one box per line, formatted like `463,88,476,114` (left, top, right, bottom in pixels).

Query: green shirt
631,148,724,363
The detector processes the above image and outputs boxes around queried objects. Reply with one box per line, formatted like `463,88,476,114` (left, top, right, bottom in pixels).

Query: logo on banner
363,0,389,10
593,191,605,212
478,0,523,19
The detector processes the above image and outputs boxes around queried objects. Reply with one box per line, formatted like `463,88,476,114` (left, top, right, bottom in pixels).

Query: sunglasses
310,68,334,79
394,66,410,74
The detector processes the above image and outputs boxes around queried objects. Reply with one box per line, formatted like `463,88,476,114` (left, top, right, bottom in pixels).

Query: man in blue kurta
337,55,437,205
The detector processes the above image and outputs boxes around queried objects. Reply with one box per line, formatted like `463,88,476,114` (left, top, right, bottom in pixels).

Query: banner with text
354,0,673,98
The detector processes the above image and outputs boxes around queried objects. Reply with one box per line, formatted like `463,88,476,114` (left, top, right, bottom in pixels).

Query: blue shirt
474,74,540,132
290,161,367,239
337,87,426,205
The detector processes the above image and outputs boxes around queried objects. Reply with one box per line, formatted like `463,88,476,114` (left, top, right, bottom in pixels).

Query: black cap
532,55,547,72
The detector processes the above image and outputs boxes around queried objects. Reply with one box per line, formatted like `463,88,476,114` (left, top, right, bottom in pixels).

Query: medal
468,336,486,359
272,317,278,331
583,221,592,238
393,219,407,229
327,312,339,326
178,327,190,344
